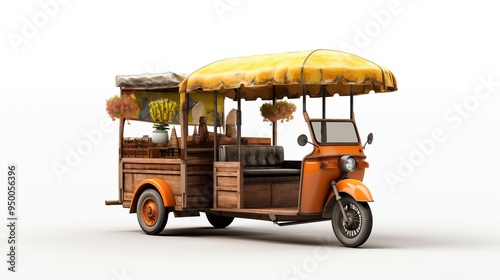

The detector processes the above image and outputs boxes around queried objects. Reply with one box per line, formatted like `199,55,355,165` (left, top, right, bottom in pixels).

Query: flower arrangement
149,98,177,130
260,100,297,124
105,95,140,122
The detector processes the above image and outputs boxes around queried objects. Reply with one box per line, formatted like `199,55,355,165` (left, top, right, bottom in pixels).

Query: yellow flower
148,98,177,123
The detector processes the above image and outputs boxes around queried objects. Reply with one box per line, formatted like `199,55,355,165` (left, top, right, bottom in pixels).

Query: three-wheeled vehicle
105,50,397,247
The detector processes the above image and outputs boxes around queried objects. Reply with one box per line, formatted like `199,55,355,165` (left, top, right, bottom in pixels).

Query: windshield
310,120,359,144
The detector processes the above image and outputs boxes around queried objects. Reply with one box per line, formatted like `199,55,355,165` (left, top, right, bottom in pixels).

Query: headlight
339,155,356,173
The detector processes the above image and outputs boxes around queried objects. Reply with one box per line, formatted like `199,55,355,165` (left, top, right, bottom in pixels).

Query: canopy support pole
321,85,327,142
118,95,125,204
237,88,242,162
213,91,218,161
302,85,307,113
350,85,354,119
181,93,189,161
272,88,277,146
321,85,326,119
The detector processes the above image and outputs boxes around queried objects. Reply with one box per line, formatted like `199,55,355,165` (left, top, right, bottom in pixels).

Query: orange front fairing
300,158,339,213
299,144,367,213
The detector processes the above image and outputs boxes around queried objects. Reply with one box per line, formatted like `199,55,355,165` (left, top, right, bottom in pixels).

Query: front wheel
206,213,234,228
137,189,168,235
332,195,372,248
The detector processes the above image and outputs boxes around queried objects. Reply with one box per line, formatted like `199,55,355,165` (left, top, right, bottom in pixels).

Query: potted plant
105,95,140,124
260,100,297,124
149,98,177,144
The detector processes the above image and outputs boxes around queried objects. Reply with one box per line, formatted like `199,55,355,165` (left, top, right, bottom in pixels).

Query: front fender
336,179,373,202
129,178,176,213
322,179,373,218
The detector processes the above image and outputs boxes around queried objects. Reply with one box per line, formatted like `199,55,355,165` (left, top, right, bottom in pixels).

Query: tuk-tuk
105,49,397,247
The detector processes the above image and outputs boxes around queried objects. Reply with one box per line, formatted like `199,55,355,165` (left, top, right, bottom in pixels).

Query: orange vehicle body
299,114,372,214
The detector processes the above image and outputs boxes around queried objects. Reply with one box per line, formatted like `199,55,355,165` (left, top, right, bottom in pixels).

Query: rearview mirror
297,134,308,146
367,133,373,145
363,133,373,149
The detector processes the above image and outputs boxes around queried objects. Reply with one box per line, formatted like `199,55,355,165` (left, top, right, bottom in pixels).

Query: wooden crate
122,135,151,158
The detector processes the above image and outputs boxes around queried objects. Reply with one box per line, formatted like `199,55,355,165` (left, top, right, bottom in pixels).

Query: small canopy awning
180,49,397,100
116,72,186,90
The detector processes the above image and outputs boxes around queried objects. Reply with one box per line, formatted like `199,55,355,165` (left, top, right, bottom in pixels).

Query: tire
137,189,168,235
332,195,372,248
206,213,234,228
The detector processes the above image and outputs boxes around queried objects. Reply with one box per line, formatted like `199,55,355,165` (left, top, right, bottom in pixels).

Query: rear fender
322,179,373,218
129,178,175,213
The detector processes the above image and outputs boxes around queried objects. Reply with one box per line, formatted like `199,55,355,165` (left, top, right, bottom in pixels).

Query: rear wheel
137,189,168,235
332,195,372,248
206,213,234,228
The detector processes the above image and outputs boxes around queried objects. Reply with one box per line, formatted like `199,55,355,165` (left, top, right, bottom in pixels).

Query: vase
151,129,169,144
198,116,208,144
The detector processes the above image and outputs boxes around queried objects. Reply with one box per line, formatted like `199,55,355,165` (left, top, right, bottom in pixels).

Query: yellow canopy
180,49,397,100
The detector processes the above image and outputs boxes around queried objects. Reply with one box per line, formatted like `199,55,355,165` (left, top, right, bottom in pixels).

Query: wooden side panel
213,162,242,209
242,181,299,208
121,158,182,208
185,180,212,208
271,182,300,207
120,149,215,210
184,148,214,209
243,183,271,208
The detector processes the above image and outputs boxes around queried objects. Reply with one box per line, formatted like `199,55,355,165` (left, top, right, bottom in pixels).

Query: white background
1,0,499,279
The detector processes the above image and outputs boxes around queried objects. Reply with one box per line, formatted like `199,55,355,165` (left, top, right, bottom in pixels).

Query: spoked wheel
332,195,372,248
137,189,168,235
206,213,234,228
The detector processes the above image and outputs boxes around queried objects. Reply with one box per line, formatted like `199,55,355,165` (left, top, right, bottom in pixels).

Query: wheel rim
141,197,158,227
338,203,362,238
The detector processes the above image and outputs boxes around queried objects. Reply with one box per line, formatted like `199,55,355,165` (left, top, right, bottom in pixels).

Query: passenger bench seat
218,145,301,177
